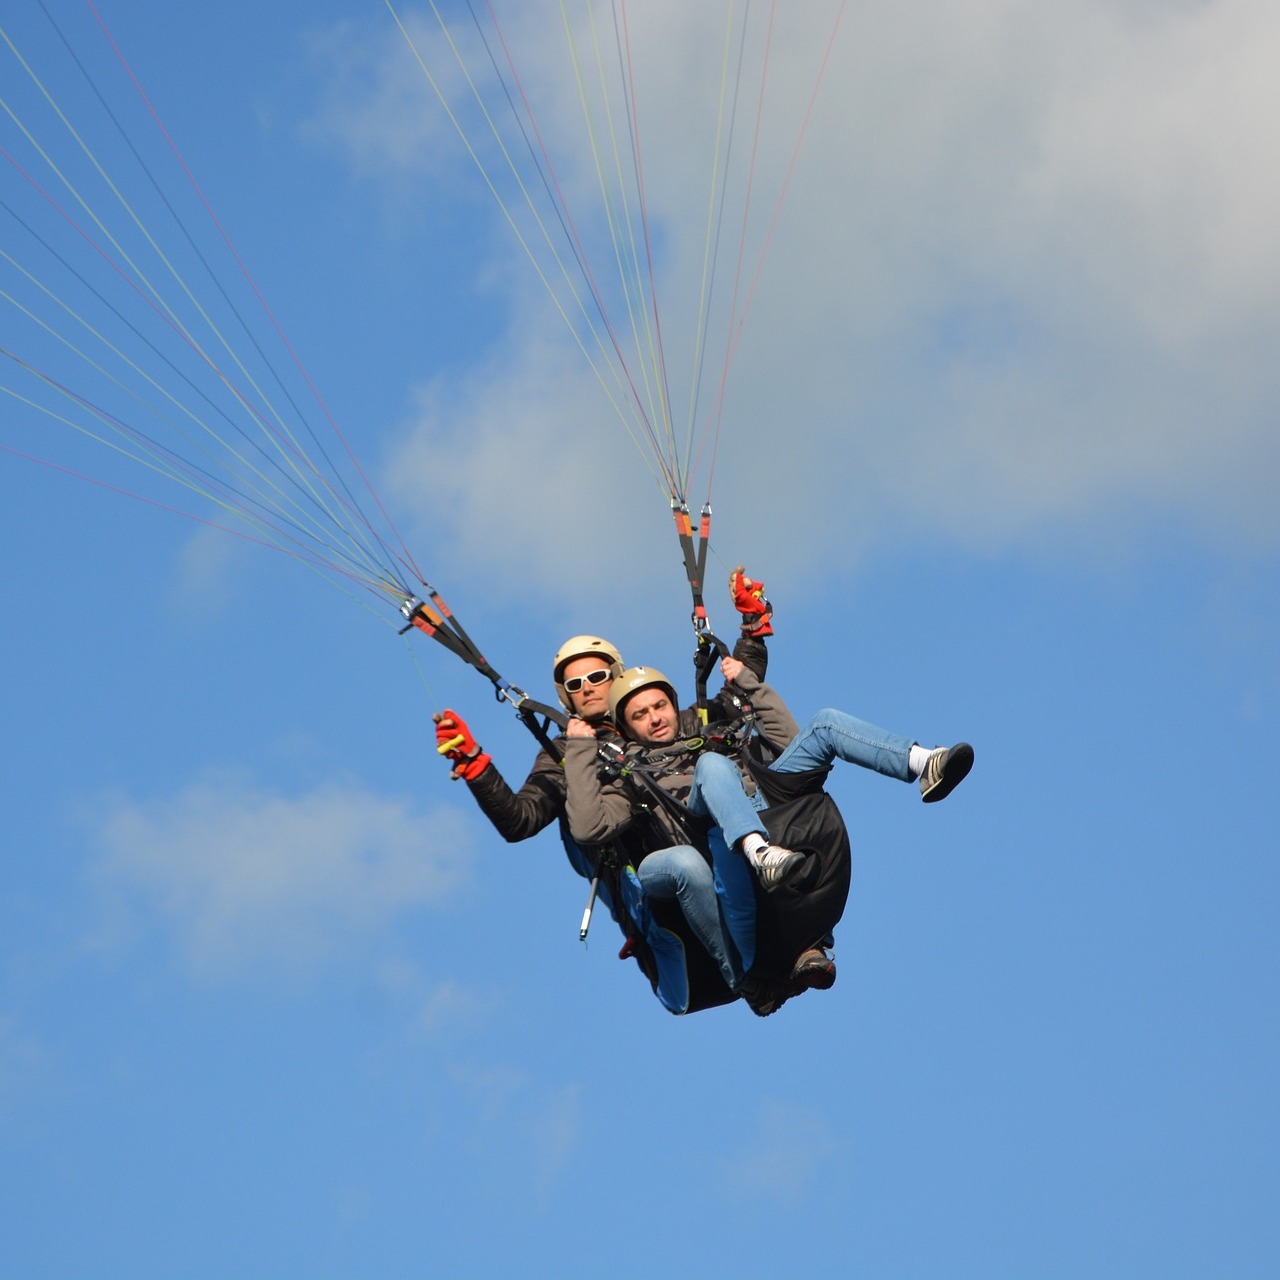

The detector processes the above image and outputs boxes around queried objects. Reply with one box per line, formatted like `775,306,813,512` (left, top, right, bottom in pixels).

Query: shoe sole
796,964,836,991
922,742,974,803
791,951,837,991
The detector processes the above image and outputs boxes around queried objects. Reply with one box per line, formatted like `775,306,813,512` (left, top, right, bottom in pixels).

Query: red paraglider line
0,439,393,595
85,0,428,591
477,0,679,497
698,0,849,503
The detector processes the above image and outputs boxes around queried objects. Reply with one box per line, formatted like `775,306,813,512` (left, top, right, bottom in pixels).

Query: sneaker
919,742,974,803
752,843,804,889
790,947,836,992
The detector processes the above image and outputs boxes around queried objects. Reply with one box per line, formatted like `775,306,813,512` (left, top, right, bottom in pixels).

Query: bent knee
694,751,736,778
638,843,711,887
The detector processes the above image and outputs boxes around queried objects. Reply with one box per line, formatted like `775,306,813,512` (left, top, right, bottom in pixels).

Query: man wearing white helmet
432,570,774,847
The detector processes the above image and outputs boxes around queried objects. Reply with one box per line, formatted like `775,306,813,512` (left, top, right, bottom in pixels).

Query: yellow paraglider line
395,2,849,515
567,1,670,475
693,0,850,503
1,352,401,594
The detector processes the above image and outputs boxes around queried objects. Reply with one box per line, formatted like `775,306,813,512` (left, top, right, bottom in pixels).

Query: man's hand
729,565,773,636
566,716,597,739
433,709,492,781
720,656,745,683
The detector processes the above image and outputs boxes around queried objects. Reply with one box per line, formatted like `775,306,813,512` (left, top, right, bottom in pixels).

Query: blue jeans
769,707,913,782
686,751,769,846
643,713,913,984
637,836,757,987
648,751,774,984
687,711,913,830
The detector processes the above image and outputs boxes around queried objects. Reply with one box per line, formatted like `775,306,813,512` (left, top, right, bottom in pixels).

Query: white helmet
552,634,624,711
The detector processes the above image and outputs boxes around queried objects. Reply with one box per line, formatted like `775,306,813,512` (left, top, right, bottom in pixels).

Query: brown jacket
463,635,769,844
563,665,799,851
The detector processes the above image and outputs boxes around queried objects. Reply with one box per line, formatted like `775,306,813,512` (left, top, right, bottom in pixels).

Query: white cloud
0,1015,54,1121
312,0,1280,591
718,1098,842,1201
171,523,250,617
91,770,472,978
382,332,677,602
301,14,459,180
448,1062,583,1211
376,959,499,1040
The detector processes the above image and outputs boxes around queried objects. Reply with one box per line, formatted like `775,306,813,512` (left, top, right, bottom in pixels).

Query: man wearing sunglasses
432,568,775,847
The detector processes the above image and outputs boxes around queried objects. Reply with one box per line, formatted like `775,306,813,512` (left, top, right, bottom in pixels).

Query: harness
587,711,850,1014
596,700,761,849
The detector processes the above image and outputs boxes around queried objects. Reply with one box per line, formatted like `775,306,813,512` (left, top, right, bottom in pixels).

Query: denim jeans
637,836,757,987
769,707,914,781
688,710,913,832
686,751,769,845
641,711,913,984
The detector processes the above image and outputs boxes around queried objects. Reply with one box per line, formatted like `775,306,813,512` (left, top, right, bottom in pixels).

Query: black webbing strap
672,499,712,624
671,498,733,722
399,583,567,758
595,737,711,837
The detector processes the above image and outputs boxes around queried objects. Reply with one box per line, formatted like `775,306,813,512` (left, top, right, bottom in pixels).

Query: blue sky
3,3,1278,1278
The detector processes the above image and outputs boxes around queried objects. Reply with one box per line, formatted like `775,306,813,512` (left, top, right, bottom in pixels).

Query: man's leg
686,751,768,846
706,826,756,977
687,753,803,889
769,707,915,780
636,844,742,989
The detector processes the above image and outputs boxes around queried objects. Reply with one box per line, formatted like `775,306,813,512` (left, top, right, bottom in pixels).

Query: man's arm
562,736,637,845
465,749,569,843
729,566,772,682
720,664,800,749
436,708,569,843
711,566,771,710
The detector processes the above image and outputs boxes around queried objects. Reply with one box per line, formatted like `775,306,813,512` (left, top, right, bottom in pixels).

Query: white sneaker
752,843,803,889
919,743,974,803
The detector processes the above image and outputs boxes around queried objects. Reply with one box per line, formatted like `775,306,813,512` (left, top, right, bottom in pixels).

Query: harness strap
671,498,733,722
672,500,706,621
400,583,567,757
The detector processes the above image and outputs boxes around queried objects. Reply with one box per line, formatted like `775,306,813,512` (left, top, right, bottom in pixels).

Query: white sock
741,831,769,862
908,743,935,780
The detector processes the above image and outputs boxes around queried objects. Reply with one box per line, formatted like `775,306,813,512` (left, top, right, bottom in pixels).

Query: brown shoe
736,973,792,1017
790,947,836,992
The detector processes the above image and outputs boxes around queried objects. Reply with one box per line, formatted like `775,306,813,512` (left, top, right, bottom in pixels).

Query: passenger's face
562,655,613,718
623,687,677,745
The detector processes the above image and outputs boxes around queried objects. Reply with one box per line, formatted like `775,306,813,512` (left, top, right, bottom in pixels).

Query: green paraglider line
2,2,850,725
